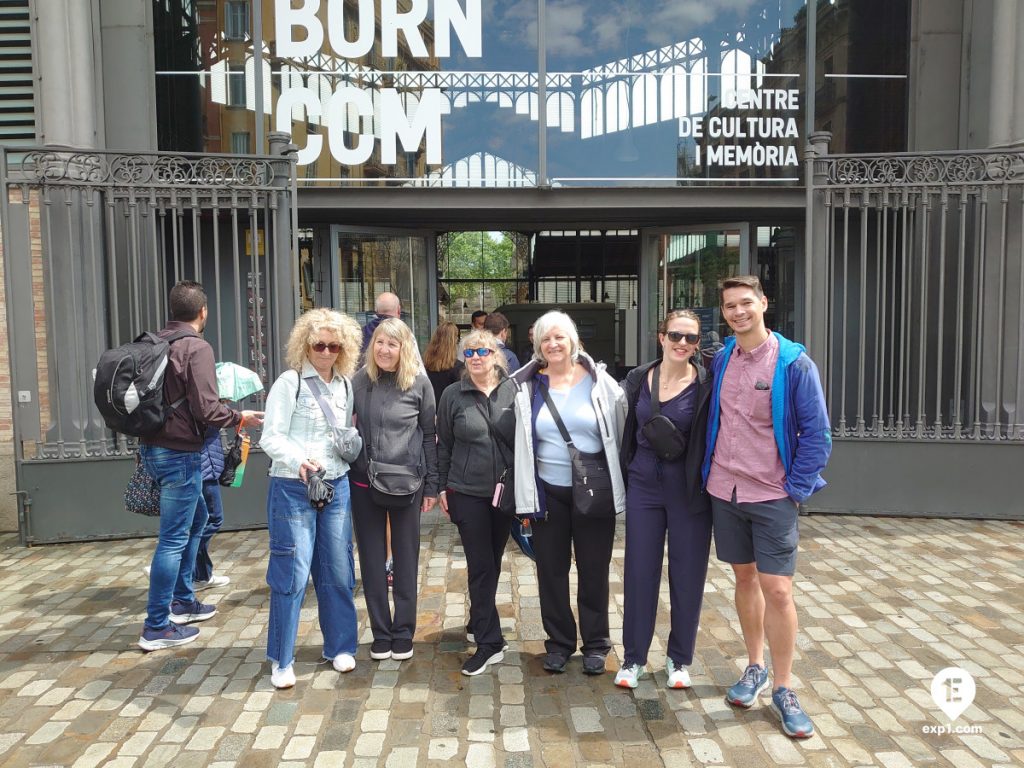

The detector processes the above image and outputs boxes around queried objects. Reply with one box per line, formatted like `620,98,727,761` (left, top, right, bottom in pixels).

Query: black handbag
640,364,688,461
539,383,616,518
367,459,422,507
476,403,516,515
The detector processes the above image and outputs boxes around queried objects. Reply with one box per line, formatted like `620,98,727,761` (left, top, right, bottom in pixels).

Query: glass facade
154,0,913,187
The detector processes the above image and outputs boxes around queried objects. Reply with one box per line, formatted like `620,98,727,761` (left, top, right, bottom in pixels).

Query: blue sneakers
138,622,199,651
169,599,217,625
726,663,770,707
771,687,815,738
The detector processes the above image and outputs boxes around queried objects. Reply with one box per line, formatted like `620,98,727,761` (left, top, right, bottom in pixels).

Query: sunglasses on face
312,342,342,353
463,347,493,358
664,331,700,344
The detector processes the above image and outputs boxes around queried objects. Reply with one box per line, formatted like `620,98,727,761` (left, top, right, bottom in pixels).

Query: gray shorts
711,492,799,576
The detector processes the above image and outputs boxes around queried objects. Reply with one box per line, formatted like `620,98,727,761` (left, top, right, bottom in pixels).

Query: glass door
640,224,751,362
330,227,437,350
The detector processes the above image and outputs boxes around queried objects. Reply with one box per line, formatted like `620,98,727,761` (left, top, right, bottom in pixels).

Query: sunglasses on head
664,331,700,344
463,347,493,358
312,341,342,353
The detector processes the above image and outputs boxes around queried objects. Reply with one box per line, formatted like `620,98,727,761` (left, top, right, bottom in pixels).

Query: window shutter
0,0,35,145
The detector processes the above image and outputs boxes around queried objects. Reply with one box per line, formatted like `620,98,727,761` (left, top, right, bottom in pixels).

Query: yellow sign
245,229,265,256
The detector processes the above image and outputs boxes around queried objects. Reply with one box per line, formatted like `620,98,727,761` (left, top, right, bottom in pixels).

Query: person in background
615,309,712,690
509,310,626,675
483,311,521,372
436,329,517,676
361,292,402,361
705,275,831,739
193,426,229,589
471,310,488,330
137,280,262,652
351,318,439,662
424,321,464,406
260,308,363,690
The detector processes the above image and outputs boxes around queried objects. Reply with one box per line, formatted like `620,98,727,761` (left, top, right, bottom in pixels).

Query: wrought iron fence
812,147,1024,441
1,141,298,463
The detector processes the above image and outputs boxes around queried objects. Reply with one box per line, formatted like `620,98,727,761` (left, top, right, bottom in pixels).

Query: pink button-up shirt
706,333,787,503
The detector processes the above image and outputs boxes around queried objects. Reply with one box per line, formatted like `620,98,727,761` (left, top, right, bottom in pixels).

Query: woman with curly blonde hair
260,308,363,689
350,318,438,662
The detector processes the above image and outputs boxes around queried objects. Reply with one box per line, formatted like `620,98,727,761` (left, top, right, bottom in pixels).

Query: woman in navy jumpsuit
615,309,712,689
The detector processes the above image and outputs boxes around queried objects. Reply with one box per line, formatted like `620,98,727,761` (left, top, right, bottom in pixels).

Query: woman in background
424,320,463,406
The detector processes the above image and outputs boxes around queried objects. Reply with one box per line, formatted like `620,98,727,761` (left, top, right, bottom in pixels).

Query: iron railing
1,141,298,463
812,147,1024,441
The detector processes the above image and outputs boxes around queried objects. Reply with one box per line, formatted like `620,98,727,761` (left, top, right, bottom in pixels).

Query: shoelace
739,665,763,687
307,468,335,511
777,689,802,714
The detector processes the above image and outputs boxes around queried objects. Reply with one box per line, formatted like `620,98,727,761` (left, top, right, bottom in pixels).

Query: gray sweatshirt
351,368,439,497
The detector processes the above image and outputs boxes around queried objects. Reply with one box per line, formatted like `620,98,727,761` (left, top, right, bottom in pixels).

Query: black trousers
448,490,510,650
350,477,422,643
533,481,616,657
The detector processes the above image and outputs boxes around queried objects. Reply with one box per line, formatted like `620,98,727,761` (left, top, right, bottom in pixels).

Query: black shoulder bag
640,365,688,461
539,383,616,518
475,402,516,515
365,379,423,508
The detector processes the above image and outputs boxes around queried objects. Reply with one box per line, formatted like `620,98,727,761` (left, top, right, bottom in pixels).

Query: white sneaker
271,663,296,689
614,664,644,689
143,565,151,577
332,653,356,673
666,659,692,689
194,574,231,590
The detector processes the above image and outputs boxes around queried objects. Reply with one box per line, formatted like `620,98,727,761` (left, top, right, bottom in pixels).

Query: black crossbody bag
539,383,616,518
640,364,688,461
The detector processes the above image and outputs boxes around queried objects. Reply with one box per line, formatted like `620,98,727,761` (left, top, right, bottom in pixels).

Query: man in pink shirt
702,276,831,739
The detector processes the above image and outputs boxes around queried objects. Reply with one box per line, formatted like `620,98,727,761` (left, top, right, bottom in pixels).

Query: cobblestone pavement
0,512,1022,768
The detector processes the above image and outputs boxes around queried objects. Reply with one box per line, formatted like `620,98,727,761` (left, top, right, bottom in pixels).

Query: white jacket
510,351,627,519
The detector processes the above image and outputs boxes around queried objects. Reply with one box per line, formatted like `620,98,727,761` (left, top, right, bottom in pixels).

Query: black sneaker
137,622,199,652
543,652,568,673
370,639,392,660
582,654,606,676
391,638,414,660
461,646,505,676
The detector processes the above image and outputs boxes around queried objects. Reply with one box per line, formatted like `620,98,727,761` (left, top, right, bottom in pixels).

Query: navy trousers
622,495,712,667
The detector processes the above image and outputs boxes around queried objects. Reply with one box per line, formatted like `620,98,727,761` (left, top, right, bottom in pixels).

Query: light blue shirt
261,360,352,480
536,376,602,487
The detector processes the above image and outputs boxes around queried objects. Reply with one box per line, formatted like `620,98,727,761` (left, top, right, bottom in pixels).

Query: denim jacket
261,361,353,480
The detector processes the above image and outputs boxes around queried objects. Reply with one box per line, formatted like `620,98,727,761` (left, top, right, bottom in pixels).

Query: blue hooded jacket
702,332,832,503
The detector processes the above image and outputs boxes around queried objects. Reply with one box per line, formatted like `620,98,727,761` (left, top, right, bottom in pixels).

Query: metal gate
806,136,1024,518
0,134,299,543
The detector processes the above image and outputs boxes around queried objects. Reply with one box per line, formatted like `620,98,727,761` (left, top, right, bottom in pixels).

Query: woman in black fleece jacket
350,318,438,663
436,329,517,676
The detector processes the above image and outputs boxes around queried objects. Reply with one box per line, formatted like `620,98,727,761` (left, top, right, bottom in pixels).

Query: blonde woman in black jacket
436,329,517,676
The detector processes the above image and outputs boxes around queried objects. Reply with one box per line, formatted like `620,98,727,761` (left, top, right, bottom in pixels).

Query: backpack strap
160,329,198,413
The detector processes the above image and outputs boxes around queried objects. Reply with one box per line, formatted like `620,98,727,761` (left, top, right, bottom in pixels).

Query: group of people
137,275,830,740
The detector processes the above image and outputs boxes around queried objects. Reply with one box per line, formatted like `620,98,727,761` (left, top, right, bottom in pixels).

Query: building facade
0,0,1022,538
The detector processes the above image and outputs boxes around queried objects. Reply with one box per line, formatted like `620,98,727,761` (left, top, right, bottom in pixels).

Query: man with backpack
137,281,263,651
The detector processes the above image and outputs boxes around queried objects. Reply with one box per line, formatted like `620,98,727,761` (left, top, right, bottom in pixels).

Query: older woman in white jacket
510,310,626,676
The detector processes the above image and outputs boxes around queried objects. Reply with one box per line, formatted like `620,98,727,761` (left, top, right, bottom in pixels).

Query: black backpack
93,329,195,437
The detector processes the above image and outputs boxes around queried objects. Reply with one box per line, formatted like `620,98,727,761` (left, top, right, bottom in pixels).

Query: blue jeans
266,476,357,668
193,480,224,582
140,445,208,629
